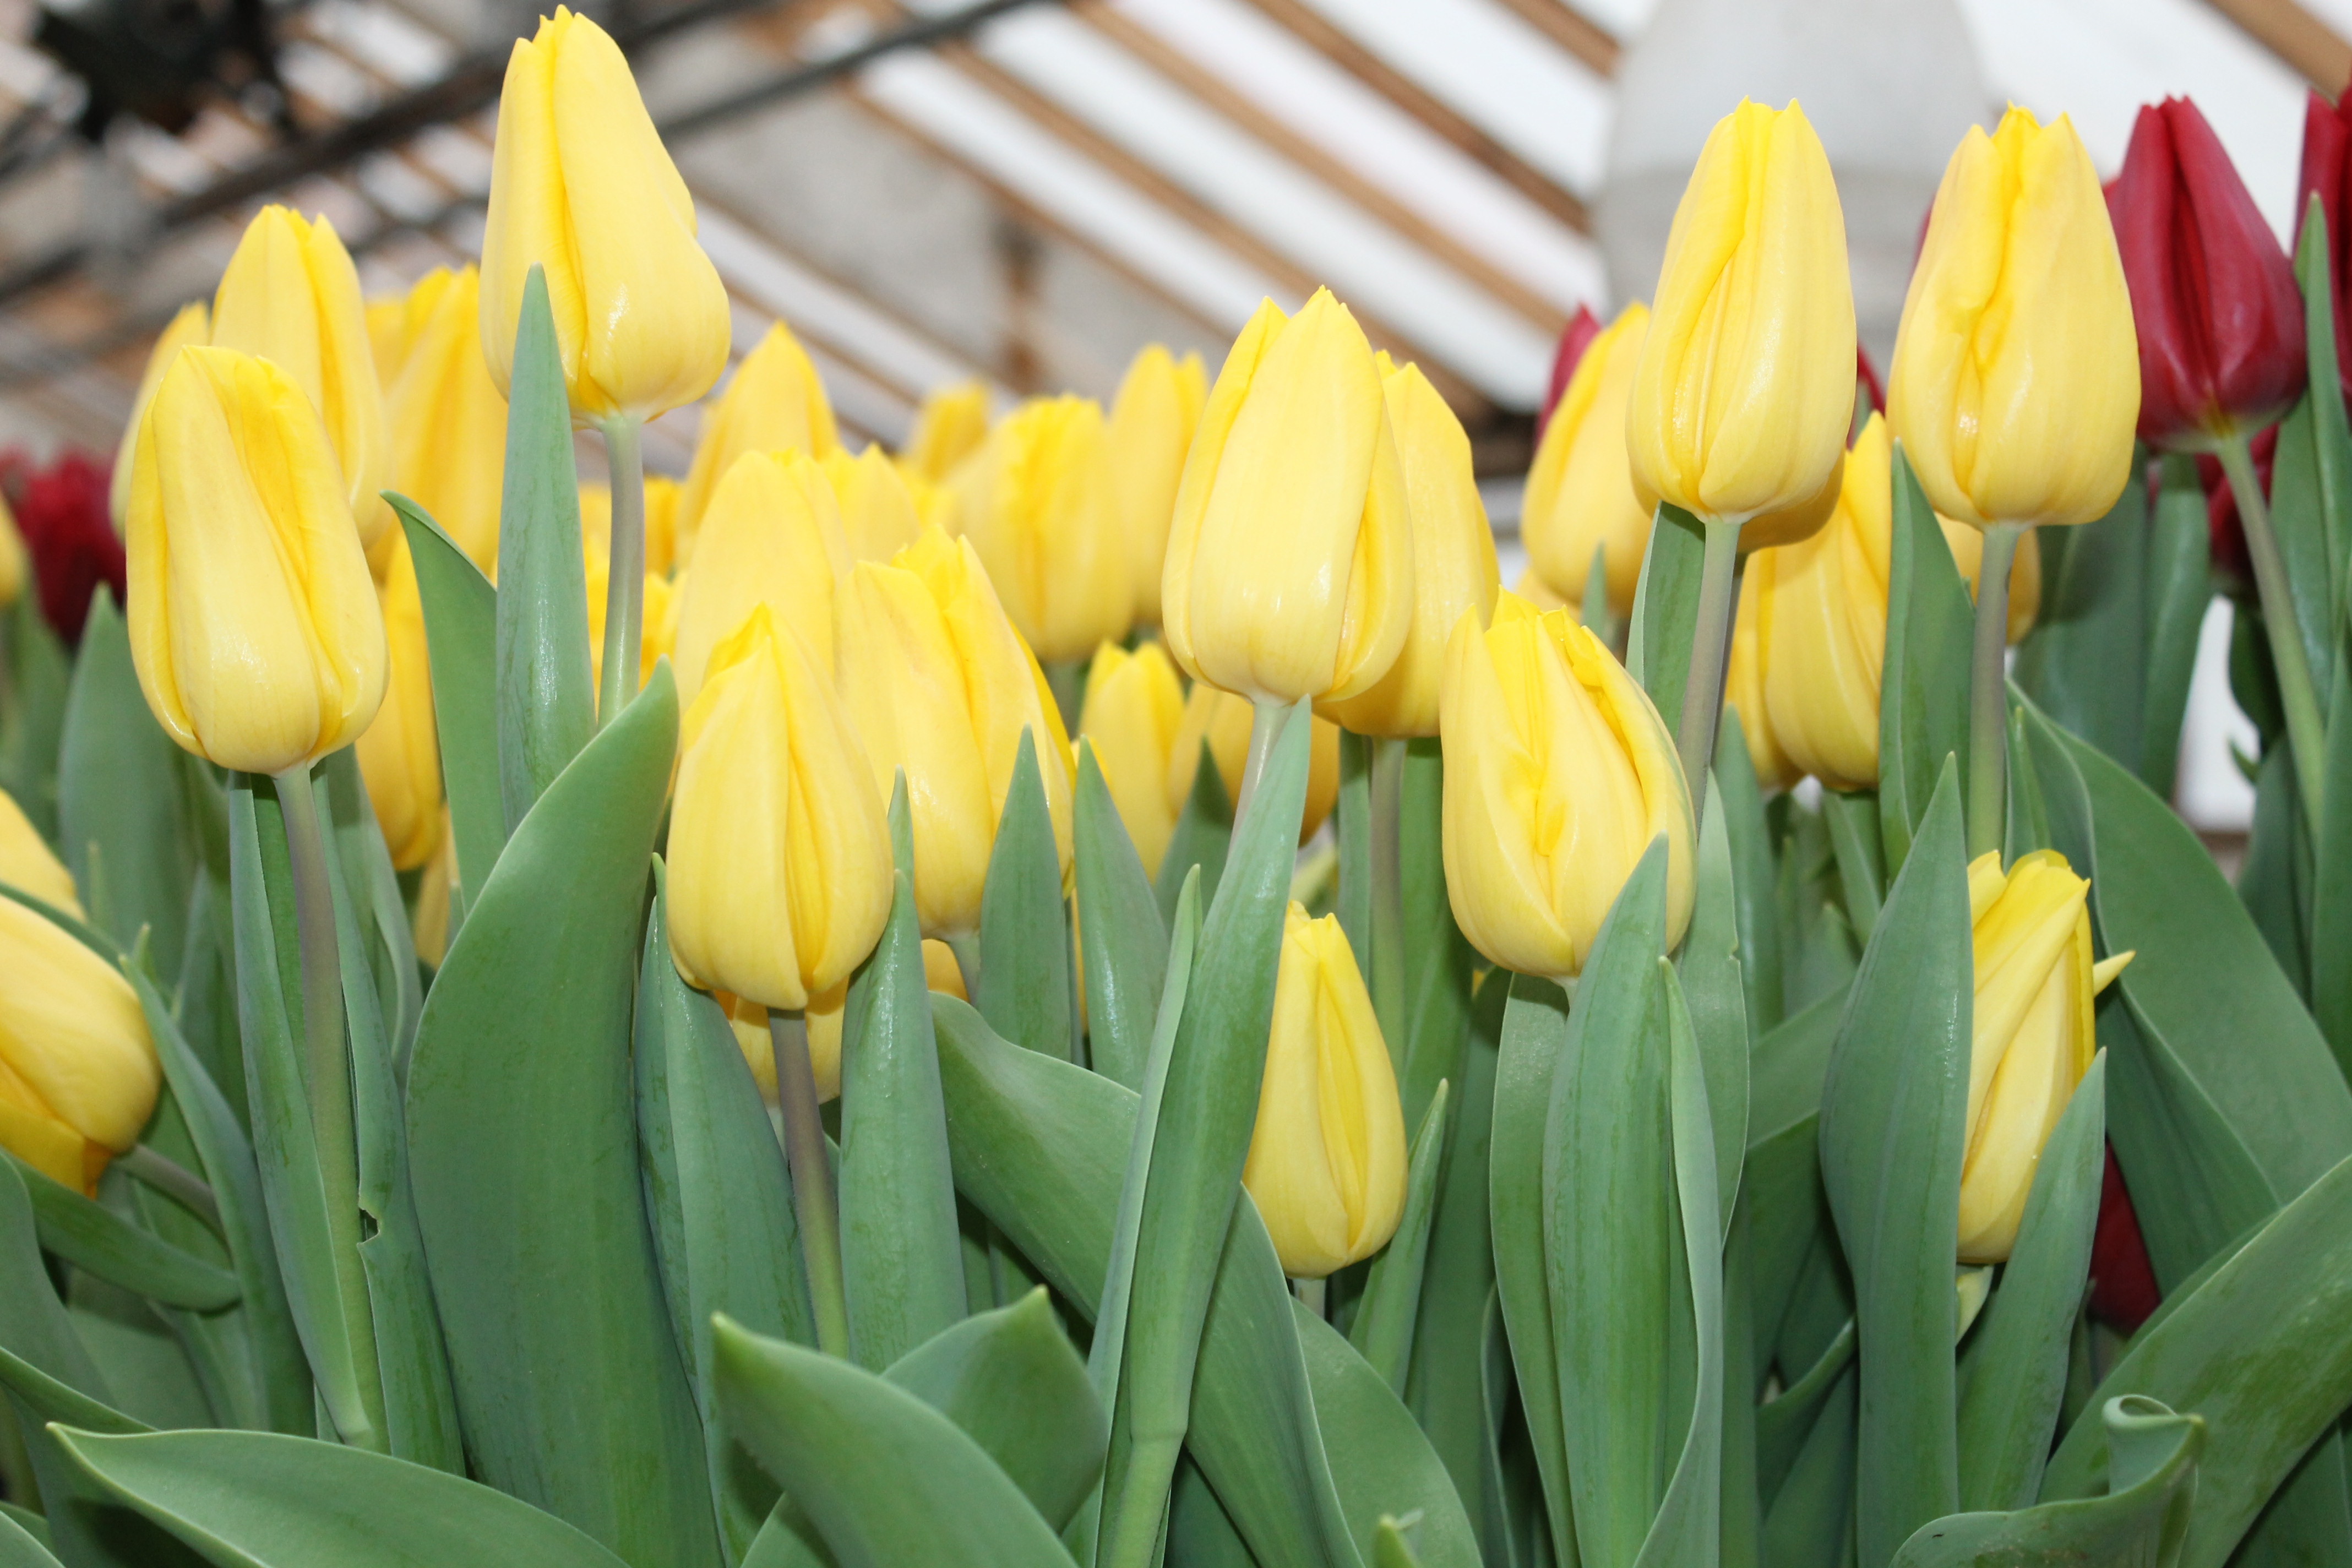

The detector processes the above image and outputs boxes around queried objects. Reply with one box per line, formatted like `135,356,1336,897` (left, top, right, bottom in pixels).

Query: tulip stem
117,1144,224,1238
1368,738,1406,1047
2217,434,2327,840
1675,518,1744,823
1235,698,1283,821
769,1011,850,1360
594,415,646,730
1966,524,2026,862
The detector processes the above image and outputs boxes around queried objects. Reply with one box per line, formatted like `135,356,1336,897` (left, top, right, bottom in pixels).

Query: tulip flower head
2299,90,2352,404
356,533,445,871
480,6,731,426
954,394,1134,664
644,474,683,576
1162,290,1414,705
0,897,159,1194
676,323,841,557
671,449,852,704
1166,679,1342,848
386,265,509,574
1243,903,1408,1280
127,346,387,777
903,380,992,482
0,493,21,612
1079,641,1186,878
1890,107,2139,529
1106,344,1207,623
0,788,79,918
1523,303,1652,617
822,445,926,564
1440,593,1695,979
1536,303,1603,435
110,301,209,530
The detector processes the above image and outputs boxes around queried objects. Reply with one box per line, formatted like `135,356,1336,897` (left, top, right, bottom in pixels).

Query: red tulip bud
1536,303,1602,435
2088,1145,2160,1332
1855,344,1885,415
2297,89,2352,404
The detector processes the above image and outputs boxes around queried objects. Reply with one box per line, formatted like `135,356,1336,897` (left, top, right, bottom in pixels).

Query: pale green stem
1234,698,1283,821
117,1144,223,1238
1295,1277,1329,1319
769,1011,850,1360
1101,1436,1184,1568
1675,518,1744,827
595,415,646,729
1966,524,2026,862
945,932,982,999
1368,737,1406,1046
2217,434,2327,839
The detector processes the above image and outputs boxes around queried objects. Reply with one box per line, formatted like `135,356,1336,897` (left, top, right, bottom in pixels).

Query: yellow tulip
478,6,731,424
1165,681,1341,848
1243,902,1408,1279
667,605,893,1015
356,534,444,872
1439,592,1694,979
823,446,924,564
724,948,957,1109
1511,568,1571,616
209,208,392,552
0,492,23,610
0,788,79,918
1724,567,1798,791
584,541,678,696
0,897,159,1194
413,821,454,968
903,380,990,482
644,474,682,578
1162,290,1414,705
1942,516,2043,645
1626,100,1856,525
385,265,508,575
900,458,959,538
1890,108,2139,531
126,347,387,776
1322,355,1500,739
676,324,841,558
366,296,411,389
835,527,1074,938
671,449,851,704
110,301,210,529
955,394,1133,665
1106,344,1207,623
1522,303,1651,616
1078,642,1186,878
1959,851,2131,1262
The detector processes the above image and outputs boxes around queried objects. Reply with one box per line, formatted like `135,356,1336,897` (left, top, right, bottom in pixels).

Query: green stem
944,932,982,1000
117,1144,223,1239
1368,737,1406,1049
1234,698,1283,822
769,1011,850,1360
1100,1436,1184,1568
2217,434,2328,839
1295,1276,1329,1319
595,415,646,729
1966,523,2026,862
1674,518,1744,826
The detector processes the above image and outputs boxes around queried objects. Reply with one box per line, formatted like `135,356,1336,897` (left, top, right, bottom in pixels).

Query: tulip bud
1078,641,1186,877
385,265,509,575
210,208,392,553
644,474,682,578
836,528,1074,937
1439,593,1694,978
955,394,1133,665
109,301,209,530
413,822,455,968
1106,344,1207,624
676,324,841,559
127,347,387,776
1162,290,1415,705
671,449,852,704
821,445,924,564
356,534,445,871
1959,850,2132,1262
668,604,894,1015
0,897,159,1194
1511,568,1572,616
0,788,79,918
2107,97,2304,449
1626,100,1856,525
2300,90,2352,405
584,527,680,695
1724,566,1798,791
1523,303,1650,616
903,380,991,482
1166,680,1341,847
1243,902,1408,1280
367,295,412,389
0,493,22,612
1536,303,1603,434
1891,108,2139,529
479,6,731,426
1941,516,2041,645
1322,356,1499,738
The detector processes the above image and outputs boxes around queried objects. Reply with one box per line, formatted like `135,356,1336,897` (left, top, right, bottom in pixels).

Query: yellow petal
0,789,79,918
385,266,508,575
1079,641,1186,878
955,395,1133,663
678,323,841,554
0,899,158,1154
1107,344,1207,623
1522,303,1651,616
671,448,852,703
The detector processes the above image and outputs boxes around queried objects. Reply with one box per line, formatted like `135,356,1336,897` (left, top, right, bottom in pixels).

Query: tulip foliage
10,57,2352,1568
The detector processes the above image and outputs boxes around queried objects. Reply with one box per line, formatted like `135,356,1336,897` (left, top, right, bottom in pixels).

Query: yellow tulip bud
1243,902,1407,1280
127,347,387,776
1626,100,1856,525
835,529,1074,938
366,296,411,389
1321,356,1500,739
1511,568,1572,616
1724,565,1798,791
0,493,23,611
0,897,158,1194
478,6,730,425
1739,446,1845,553
644,474,682,578
676,324,840,558
385,265,509,575
671,449,851,704
111,301,210,529
1078,641,1186,878
1523,303,1651,616
1941,516,2043,645
822,446,924,564
1959,850,2130,1262
356,535,445,872
209,209,391,552
1890,108,2139,530
924,939,969,999
1164,680,1341,848
1162,290,1414,704
1439,593,1694,979
413,821,455,968
0,788,79,918
667,605,893,1014
1106,344,1207,624
903,380,991,482
955,394,1133,665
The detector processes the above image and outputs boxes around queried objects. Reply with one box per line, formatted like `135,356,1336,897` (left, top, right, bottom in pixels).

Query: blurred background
0,0,2339,838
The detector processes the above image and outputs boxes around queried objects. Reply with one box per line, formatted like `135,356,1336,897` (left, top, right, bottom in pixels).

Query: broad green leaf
2311,651,2352,1077
1348,1081,1450,1391
837,778,966,1370
406,667,715,1568
1714,709,1784,1035
977,731,1076,1059
1073,741,1169,1091
1491,974,1575,1568
1391,741,1476,1129
2139,454,2211,801
1170,1457,1260,1567
1756,1321,1854,1507
1155,736,1231,927
493,265,595,834
1758,1360,1855,1568
1626,504,1706,732
714,1316,1078,1568
1877,445,1974,876
2,1155,236,1311
0,601,70,839
1818,760,1969,1568
0,1507,58,1568
2237,739,2311,992
2294,194,2352,631
2013,454,2150,777
1683,776,1751,1229
0,1164,110,1407
1721,1206,1760,1568
1821,790,1883,946
391,498,504,928
1298,1301,1484,1568
1337,729,1374,968
55,1427,631,1567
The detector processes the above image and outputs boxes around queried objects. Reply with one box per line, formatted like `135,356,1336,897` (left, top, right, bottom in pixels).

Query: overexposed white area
2177,598,2262,832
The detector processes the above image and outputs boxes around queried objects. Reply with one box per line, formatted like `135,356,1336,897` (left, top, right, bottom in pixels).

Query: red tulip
1855,345,1885,416
1,448,123,645
1536,303,1602,435
2108,97,2305,449
2298,89,2352,402
2088,1146,2160,1333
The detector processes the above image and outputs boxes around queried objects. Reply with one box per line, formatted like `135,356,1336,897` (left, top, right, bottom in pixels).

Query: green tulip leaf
1337,730,1374,971
0,601,70,840
1756,1320,1854,1507
2140,453,2211,801
1760,1359,1858,1567
1073,740,1169,1091
2264,197,2348,707
1714,709,1786,1035
2311,651,2352,1077
1685,773,1752,1229
406,665,716,1568
1877,445,1975,876
1822,788,1885,945
1626,502,1706,732
1155,735,1232,927
976,729,1077,1061
1391,739,1477,1129
1490,973,1575,1567
1348,1080,1450,1392
2013,455,2152,780
390,497,504,931
0,1155,236,1313
0,1506,59,1568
